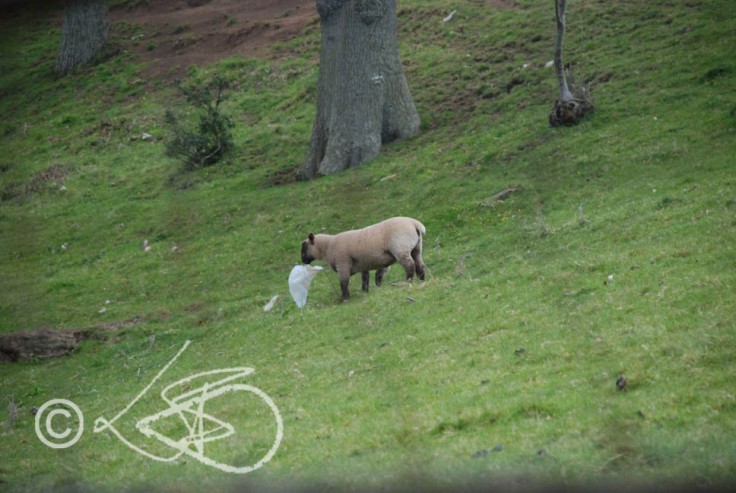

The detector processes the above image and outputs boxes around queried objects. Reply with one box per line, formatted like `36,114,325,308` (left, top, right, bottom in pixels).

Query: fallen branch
483,187,521,206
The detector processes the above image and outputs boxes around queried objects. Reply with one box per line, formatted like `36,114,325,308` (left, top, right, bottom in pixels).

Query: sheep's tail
412,218,426,236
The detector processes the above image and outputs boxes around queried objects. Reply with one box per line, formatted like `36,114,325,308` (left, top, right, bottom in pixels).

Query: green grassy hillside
1,0,735,490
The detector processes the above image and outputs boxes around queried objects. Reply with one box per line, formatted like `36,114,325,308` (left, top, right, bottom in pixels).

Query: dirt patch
0,328,83,362
266,164,300,186
0,316,145,362
1,162,70,202
483,0,516,8
109,0,514,82
110,0,317,81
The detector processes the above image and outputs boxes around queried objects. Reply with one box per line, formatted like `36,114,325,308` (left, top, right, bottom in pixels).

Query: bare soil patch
0,317,145,362
109,0,515,82
484,0,516,8
110,0,317,80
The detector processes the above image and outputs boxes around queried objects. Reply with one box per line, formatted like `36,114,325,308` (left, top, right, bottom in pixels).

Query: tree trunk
549,0,593,126
553,0,573,103
55,0,109,76
301,0,420,180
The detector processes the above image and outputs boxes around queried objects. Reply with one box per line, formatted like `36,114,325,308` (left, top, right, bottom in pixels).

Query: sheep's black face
301,240,315,264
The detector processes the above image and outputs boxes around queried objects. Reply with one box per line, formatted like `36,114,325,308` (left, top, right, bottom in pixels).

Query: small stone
616,375,627,391
471,449,489,459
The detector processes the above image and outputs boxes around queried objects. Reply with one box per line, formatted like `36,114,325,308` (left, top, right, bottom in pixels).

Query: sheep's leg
411,243,426,281
361,271,370,292
340,277,350,300
397,254,416,281
375,268,388,286
337,265,351,300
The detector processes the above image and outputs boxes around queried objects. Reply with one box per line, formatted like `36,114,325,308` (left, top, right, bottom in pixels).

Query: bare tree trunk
549,0,593,126
55,0,109,76
301,0,420,180
554,0,573,103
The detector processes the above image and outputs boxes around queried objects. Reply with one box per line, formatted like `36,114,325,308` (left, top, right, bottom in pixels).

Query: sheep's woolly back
311,217,424,274
302,216,427,299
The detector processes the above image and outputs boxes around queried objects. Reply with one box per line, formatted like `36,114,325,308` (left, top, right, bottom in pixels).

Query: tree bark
301,0,420,179
55,0,109,76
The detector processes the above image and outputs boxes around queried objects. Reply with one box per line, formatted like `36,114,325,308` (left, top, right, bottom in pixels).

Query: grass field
1,0,735,490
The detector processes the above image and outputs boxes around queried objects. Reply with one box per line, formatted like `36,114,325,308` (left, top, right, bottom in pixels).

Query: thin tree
55,0,109,76
549,0,592,126
301,0,420,180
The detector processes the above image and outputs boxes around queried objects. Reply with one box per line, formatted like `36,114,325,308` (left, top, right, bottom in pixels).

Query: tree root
549,97,594,127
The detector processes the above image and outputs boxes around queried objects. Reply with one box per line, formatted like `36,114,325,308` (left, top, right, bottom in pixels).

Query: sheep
301,217,427,301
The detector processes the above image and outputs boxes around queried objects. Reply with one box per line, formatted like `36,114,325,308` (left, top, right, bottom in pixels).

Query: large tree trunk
55,0,109,76
301,0,420,180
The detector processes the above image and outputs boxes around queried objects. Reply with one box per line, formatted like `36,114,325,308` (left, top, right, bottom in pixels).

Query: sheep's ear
308,233,315,244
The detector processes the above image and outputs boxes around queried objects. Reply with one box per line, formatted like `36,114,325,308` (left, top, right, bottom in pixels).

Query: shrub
164,76,234,170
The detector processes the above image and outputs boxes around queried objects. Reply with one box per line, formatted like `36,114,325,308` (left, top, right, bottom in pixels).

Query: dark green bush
164,76,234,170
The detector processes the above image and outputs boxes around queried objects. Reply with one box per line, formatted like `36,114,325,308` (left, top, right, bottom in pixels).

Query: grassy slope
1,0,735,490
